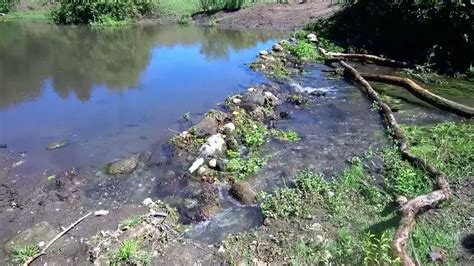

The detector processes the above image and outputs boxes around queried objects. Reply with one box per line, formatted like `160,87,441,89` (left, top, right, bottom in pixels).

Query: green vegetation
2,10,49,20
284,41,320,61
182,112,191,121
177,14,192,24
227,121,472,264
237,120,268,149
227,152,267,179
111,239,150,265
119,216,142,229
0,0,14,13
270,129,300,142
309,0,473,74
11,245,39,264
50,1,155,25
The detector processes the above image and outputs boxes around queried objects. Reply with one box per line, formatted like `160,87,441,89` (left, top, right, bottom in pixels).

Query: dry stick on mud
361,74,474,117
24,212,93,266
338,60,451,266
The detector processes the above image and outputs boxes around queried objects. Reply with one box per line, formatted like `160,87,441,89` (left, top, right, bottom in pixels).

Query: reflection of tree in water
0,23,280,108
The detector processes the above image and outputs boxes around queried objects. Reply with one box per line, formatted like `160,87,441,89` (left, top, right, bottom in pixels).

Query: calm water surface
0,22,283,182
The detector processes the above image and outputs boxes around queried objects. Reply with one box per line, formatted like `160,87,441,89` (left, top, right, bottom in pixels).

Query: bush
199,0,245,13
0,0,15,13
51,1,155,25
310,0,473,74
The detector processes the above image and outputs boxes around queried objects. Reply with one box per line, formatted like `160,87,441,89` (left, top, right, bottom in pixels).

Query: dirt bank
193,2,340,31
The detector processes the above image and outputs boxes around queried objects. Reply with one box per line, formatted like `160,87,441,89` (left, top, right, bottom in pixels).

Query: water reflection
0,22,281,107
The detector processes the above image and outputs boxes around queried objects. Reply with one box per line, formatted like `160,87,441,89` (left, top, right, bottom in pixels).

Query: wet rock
264,91,279,107
241,91,266,111
226,136,239,151
307,33,318,42
94,210,109,216
232,98,242,105
0,144,6,148
259,50,269,56
189,158,205,174
279,40,289,45
200,134,226,157
194,116,218,137
231,181,257,205
106,156,139,175
4,222,66,253
197,166,211,176
272,43,284,52
289,37,296,43
310,90,327,97
279,111,290,119
46,140,68,150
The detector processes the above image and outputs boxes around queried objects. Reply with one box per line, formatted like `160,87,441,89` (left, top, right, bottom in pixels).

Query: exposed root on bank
360,73,474,117
338,60,452,266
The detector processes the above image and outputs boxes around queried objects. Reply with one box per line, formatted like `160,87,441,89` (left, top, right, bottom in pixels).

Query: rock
142,198,154,206
194,116,218,137
218,246,225,253
307,33,318,42
0,13,5,17
197,166,210,176
200,134,226,157
0,144,6,148
226,136,239,151
231,181,257,204
310,90,327,97
396,195,408,205
247,87,256,92
289,37,296,42
46,140,68,150
259,50,269,56
4,222,66,253
240,91,266,111
264,91,278,106
106,156,139,175
430,248,447,262
223,122,236,135
189,158,205,173
279,111,290,119
279,40,289,45
208,159,217,168
232,98,241,104
184,198,198,209
272,43,284,52
94,210,109,216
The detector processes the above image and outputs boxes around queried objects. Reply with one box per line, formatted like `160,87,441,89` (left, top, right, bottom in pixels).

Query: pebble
218,246,225,253
94,210,109,216
38,241,45,247
142,198,154,206
208,158,217,168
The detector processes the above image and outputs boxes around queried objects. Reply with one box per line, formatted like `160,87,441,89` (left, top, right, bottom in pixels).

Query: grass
237,120,268,149
2,10,49,21
11,245,39,264
227,152,267,179
226,121,473,264
119,216,142,229
284,41,320,61
111,239,150,265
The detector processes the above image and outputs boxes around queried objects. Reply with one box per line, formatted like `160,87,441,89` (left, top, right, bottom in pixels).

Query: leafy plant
178,14,192,24
238,121,268,149
119,216,142,229
361,232,400,265
227,152,266,179
11,245,39,264
285,41,320,61
271,129,300,142
260,188,307,218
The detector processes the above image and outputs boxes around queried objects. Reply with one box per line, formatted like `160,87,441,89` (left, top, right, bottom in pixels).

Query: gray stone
194,117,218,137
4,222,65,253
142,198,154,206
106,156,139,175
94,210,109,216
259,50,269,56
226,136,239,151
200,134,226,157
240,91,266,112
307,33,318,42
230,181,257,205
208,159,217,168
272,43,284,52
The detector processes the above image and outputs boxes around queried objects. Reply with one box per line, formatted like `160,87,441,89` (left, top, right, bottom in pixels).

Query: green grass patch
227,152,267,180
284,41,320,61
11,245,39,264
111,239,150,265
2,10,49,21
119,216,142,229
270,129,300,142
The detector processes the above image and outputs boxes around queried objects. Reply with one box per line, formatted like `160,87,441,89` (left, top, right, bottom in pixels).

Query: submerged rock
231,181,257,205
200,134,226,157
46,140,68,150
0,144,6,148
106,156,139,175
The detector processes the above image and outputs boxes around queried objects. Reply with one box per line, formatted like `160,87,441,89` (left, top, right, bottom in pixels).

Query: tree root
338,60,451,266
360,74,474,117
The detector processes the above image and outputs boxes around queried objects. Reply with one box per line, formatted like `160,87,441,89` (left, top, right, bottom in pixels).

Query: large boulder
106,156,139,175
194,117,218,137
240,91,266,112
231,181,257,205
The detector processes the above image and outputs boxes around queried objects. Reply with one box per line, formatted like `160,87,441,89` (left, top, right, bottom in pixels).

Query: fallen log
319,47,413,68
339,60,451,266
361,74,474,117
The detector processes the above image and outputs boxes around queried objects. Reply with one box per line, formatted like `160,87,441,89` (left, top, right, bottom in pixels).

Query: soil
193,2,340,31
